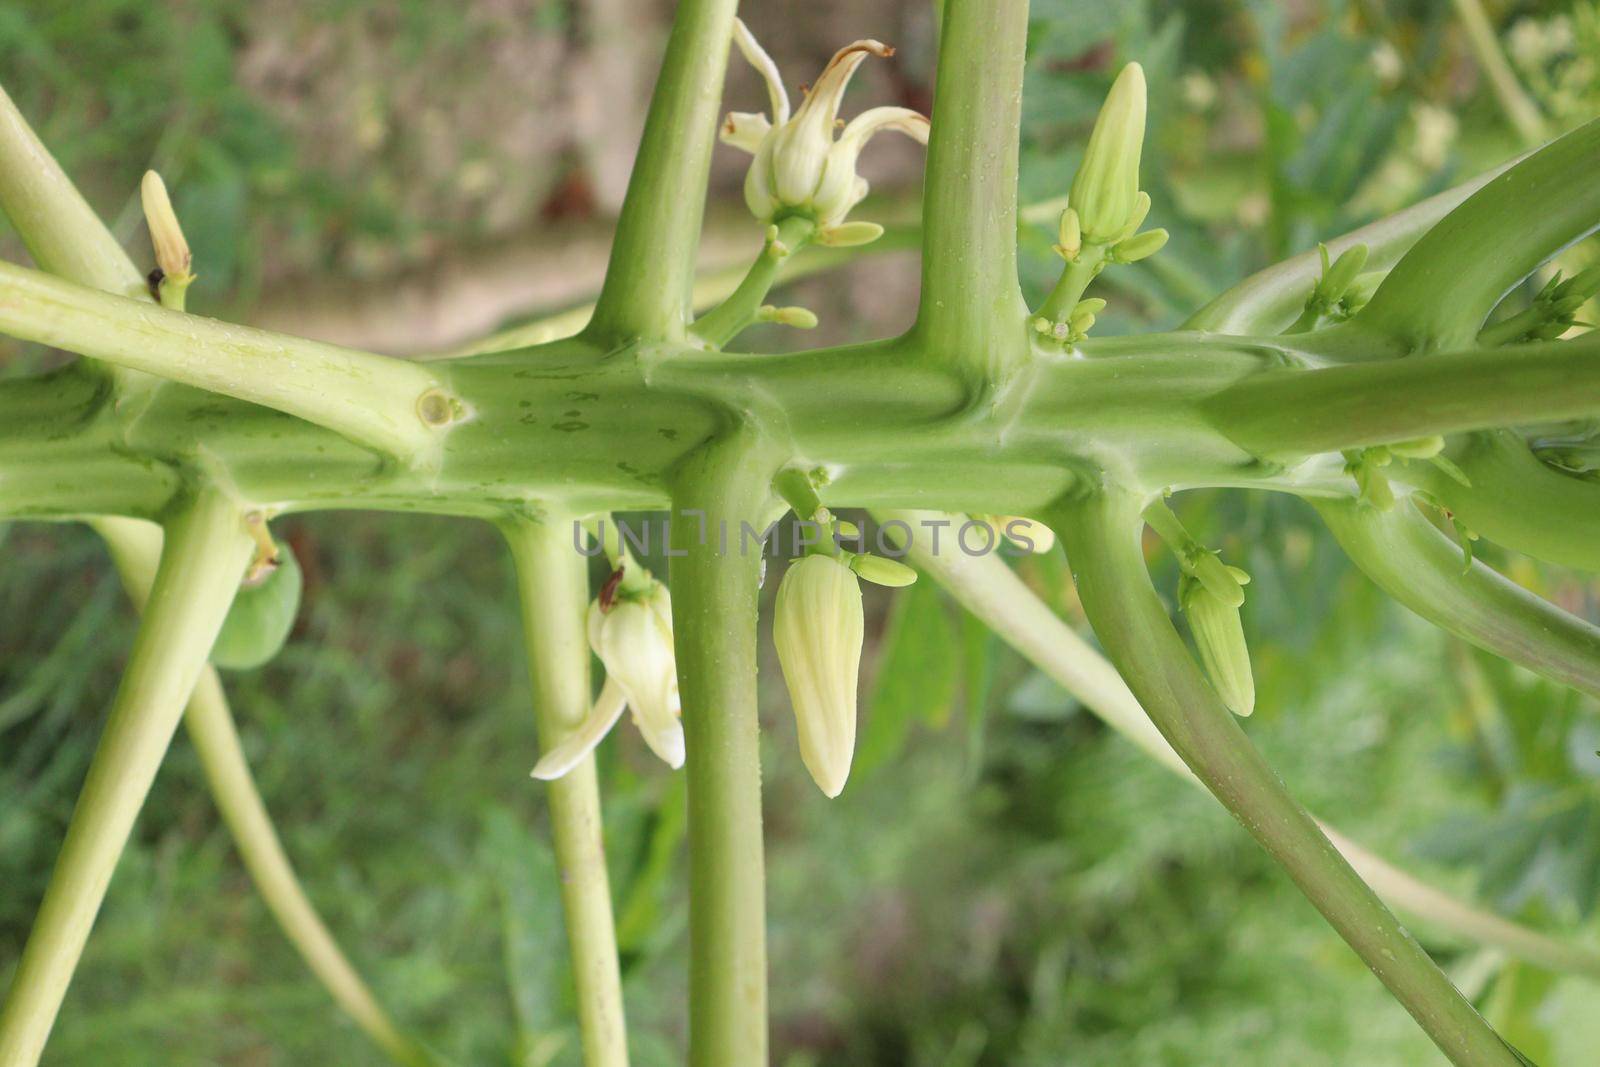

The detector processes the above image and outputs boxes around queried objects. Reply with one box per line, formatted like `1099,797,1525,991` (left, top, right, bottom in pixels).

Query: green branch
690,216,816,348
585,0,739,345
914,0,1031,380
0,490,253,1067
1052,488,1522,1067
885,508,1600,979
666,431,781,1067
0,260,457,464
1205,332,1600,459
1315,497,1600,700
504,519,630,1067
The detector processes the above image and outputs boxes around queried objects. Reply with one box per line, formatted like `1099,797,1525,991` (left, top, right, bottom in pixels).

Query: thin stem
0,490,253,1067
1052,488,1521,1067
915,0,1031,379
667,431,780,1067
93,516,434,1067
1449,0,1547,146
585,0,739,345
1315,497,1600,699
690,217,816,349
0,84,147,300
0,259,455,464
504,519,630,1067
1204,331,1600,459
1035,247,1106,324
884,508,1600,979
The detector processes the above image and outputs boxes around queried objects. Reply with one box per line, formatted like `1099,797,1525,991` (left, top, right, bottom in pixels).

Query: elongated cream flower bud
1069,63,1147,242
1180,573,1255,717
774,554,863,797
587,584,684,768
140,170,195,307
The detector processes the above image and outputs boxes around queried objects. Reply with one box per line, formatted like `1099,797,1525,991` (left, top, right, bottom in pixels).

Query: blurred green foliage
4,1,1600,1064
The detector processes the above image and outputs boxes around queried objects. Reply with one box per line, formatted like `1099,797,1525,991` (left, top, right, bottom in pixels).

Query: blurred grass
4,1,1600,1064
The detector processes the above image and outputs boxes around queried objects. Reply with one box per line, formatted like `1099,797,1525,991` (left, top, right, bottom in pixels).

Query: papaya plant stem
668,433,779,1067
884,509,1600,980
93,516,434,1067
0,490,253,1067
586,0,738,345
916,0,1031,378
1035,247,1105,324
690,217,816,348
1051,488,1521,1067
0,259,453,464
505,518,630,1067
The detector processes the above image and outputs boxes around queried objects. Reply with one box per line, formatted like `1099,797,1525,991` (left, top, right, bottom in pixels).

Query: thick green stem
94,516,433,1067
505,519,630,1067
667,432,779,1067
0,259,454,464
585,0,738,345
690,217,815,349
0,490,253,1067
1355,119,1600,349
1315,497,1600,700
1205,331,1600,460
886,508,1600,979
1052,488,1521,1067
915,0,1031,380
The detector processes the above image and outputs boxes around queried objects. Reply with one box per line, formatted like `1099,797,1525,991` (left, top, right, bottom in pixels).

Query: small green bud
140,170,195,308
1073,298,1107,317
1111,190,1152,244
991,516,1056,553
1111,227,1169,264
849,553,917,587
758,305,820,329
1319,244,1369,303
1054,207,1082,261
1069,62,1147,242
1032,316,1052,335
774,554,864,797
1189,550,1246,609
1068,307,1097,336
816,220,884,247
1180,574,1255,717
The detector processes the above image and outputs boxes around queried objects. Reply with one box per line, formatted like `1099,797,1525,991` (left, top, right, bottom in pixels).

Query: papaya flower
774,553,864,797
722,18,930,246
530,582,684,780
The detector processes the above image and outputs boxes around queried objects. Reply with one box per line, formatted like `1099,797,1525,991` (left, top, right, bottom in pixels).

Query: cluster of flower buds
722,19,930,247
1294,243,1373,330
1481,263,1600,345
1147,500,1254,717
140,170,195,309
774,508,916,797
1343,435,1466,512
1030,298,1104,346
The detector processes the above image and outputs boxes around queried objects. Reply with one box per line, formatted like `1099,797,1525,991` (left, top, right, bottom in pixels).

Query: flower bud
815,221,885,247
1054,207,1082,261
1180,574,1255,717
587,584,684,769
849,553,917,587
995,516,1056,553
1110,227,1169,264
140,170,194,306
758,305,819,329
774,554,863,797
1319,243,1369,303
1069,63,1147,242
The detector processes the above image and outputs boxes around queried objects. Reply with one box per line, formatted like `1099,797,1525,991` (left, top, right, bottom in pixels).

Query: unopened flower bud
815,220,884,247
587,584,684,769
758,305,820,329
993,516,1056,553
1111,227,1169,264
1111,190,1152,244
1054,207,1082,261
849,553,917,587
1180,574,1255,717
1069,62,1147,242
774,554,863,797
1321,244,1369,302
140,170,194,307
1189,550,1247,609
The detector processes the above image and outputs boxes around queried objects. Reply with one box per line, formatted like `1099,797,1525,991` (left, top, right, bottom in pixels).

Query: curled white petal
838,105,930,149
530,676,627,781
732,18,790,125
721,110,772,154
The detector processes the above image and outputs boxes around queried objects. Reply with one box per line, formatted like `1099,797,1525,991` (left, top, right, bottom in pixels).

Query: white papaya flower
530,583,685,777
723,18,929,242
774,553,864,798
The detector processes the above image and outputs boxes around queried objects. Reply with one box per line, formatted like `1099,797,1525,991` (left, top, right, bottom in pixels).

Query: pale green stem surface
505,519,630,1067
1052,489,1521,1067
585,0,738,345
94,515,435,1067
1449,0,1548,145
690,217,816,348
884,509,1600,980
1315,498,1600,700
1035,247,1106,324
0,259,451,464
916,0,1031,381
667,433,778,1067
0,490,253,1067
